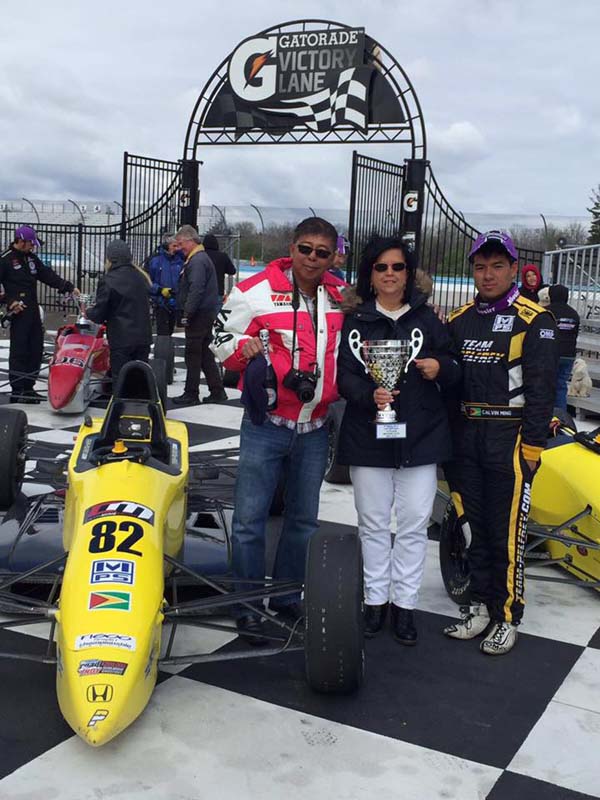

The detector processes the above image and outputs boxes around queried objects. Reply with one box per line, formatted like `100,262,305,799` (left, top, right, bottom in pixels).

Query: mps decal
90,559,135,586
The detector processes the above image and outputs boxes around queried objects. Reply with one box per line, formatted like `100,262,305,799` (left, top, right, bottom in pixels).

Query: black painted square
487,770,598,799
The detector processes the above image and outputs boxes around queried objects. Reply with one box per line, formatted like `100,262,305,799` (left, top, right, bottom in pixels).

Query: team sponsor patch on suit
78,659,128,676
90,559,135,586
83,501,154,525
88,591,131,611
492,314,515,333
75,633,136,651
539,328,555,339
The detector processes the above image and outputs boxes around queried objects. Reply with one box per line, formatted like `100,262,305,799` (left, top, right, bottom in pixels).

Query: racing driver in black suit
0,226,77,403
443,231,558,655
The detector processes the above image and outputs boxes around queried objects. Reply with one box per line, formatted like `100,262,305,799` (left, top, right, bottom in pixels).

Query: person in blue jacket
147,235,184,335
337,235,460,645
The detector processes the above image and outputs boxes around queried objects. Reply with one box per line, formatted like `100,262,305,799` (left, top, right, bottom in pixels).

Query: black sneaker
202,390,228,404
172,393,200,406
391,605,417,646
10,391,40,404
26,389,45,402
364,603,388,637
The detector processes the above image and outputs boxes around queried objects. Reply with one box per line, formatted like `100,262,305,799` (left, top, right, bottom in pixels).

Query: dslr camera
283,366,319,403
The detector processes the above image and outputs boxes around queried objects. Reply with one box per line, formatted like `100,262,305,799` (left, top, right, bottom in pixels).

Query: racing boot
443,603,490,640
480,621,518,655
391,605,417,646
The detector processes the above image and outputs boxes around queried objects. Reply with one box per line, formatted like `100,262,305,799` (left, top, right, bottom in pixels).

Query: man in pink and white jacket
211,217,346,644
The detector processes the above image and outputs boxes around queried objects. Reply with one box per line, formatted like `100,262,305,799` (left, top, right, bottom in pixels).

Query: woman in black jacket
337,236,460,644
86,239,153,380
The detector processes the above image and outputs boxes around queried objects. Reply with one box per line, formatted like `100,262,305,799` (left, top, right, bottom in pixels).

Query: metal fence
546,243,600,319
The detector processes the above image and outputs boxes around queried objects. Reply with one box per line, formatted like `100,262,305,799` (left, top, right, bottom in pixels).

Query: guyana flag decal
88,591,131,611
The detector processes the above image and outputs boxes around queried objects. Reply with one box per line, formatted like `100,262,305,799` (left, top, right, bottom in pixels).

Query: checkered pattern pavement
0,335,600,799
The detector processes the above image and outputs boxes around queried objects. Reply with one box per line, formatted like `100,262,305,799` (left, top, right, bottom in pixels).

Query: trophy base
375,422,407,440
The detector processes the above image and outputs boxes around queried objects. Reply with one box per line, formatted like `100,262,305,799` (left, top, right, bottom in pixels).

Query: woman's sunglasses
297,243,333,260
373,262,407,273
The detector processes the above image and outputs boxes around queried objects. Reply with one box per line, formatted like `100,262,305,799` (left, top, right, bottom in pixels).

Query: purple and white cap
15,225,41,247
468,230,518,261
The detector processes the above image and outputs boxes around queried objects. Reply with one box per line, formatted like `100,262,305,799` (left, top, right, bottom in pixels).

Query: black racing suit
0,245,73,392
445,291,558,624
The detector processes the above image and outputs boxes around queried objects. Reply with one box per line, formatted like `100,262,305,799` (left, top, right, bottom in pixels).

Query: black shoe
26,389,45,402
392,605,417,646
172,393,200,406
10,391,39,405
236,614,268,647
202,390,228,404
364,603,388,637
270,601,304,623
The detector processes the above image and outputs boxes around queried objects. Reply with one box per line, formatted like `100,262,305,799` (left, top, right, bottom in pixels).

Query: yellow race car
0,361,363,746
436,417,600,603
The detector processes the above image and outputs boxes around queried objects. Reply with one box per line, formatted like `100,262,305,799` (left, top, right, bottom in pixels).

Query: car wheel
439,500,471,606
150,358,168,413
324,401,350,484
154,336,175,384
0,408,28,510
304,530,364,694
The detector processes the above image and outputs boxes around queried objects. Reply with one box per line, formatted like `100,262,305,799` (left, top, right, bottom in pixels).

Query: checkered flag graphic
261,67,371,132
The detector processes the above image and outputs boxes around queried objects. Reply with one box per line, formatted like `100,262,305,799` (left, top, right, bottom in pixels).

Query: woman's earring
370,282,377,296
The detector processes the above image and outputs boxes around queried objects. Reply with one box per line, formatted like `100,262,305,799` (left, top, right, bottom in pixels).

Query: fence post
120,151,128,240
179,159,200,228
346,151,359,283
76,223,83,289
400,158,428,259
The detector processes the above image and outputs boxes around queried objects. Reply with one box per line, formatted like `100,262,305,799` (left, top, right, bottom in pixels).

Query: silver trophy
348,328,424,439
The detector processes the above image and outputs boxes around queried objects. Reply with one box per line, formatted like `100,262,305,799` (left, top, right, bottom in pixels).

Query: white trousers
350,464,438,609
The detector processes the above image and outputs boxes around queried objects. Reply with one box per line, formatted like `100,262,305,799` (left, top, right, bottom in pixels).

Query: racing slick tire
150,358,168,413
154,335,175,384
304,530,364,694
324,400,350,484
0,408,27,509
439,500,471,606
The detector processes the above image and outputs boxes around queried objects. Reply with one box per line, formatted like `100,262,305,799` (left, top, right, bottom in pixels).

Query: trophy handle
348,329,367,372
405,328,424,371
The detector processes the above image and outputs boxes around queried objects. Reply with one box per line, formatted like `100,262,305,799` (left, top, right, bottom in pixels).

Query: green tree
587,185,600,244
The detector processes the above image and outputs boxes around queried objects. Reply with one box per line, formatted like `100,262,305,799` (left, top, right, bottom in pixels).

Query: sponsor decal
88,591,131,611
52,355,86,368
75,633,136,652
90,558,135,586
461,339,503,364
270,292,292,307
402,190,419,214
87,709,109,728
78,659,128,676
492,314,515,333
83,501,154,525
27,257,37,275
86,684,114,703
539,328,555,339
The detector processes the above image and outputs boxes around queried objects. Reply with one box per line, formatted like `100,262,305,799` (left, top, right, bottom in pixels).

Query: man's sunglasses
373,262,407,273
297,243,333,260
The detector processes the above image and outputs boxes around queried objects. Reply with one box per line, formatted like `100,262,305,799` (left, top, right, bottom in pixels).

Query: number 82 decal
88,520,144,556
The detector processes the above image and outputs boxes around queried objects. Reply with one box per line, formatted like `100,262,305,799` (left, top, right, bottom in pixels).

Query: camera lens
298,385,315,403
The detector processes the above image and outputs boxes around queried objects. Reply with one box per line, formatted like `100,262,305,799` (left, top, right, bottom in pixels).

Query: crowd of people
0,219,583,656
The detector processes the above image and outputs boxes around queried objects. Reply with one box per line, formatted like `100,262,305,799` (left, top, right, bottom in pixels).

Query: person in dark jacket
86,240,152,381
147,236,184,335
173,225,227,405
337,236,460,645
548,284,580,410
519,263,545,302
443,230,558,655
0,225,76,403
203,233,236,302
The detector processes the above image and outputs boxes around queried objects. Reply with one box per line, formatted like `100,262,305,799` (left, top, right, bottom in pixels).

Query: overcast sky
1,0,599,219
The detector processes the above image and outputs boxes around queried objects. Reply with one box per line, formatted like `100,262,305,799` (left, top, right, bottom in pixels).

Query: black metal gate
348,152,545,310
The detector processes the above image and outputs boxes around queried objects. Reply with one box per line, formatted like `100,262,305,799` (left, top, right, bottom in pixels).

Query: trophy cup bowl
348,328,424,439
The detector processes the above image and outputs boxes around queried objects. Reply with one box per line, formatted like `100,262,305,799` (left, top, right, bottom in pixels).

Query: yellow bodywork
55,416,188,746
531,440,600,588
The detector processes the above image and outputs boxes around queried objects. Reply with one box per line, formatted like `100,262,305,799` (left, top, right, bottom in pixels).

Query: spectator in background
329,234,349,281
519,263,545,303
0,225,77,403
86,240,152,381
173,225,227,406
547,284,580,410
147,235,184,335
203,234,236,304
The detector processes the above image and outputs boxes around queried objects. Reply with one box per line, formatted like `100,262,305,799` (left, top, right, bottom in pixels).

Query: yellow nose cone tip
112,439,128,454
